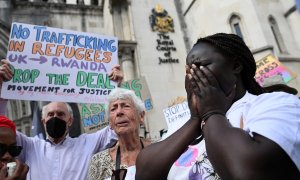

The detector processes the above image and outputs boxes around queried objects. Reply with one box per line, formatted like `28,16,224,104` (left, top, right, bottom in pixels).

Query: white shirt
168,92,300,179
17,126,117,180
227,91,300,171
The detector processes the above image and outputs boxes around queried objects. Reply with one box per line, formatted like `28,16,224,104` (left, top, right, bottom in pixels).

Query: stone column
119,46,134,81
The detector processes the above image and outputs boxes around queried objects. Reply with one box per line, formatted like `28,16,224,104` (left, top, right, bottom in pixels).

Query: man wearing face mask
15,102,118,180
0,59,123,180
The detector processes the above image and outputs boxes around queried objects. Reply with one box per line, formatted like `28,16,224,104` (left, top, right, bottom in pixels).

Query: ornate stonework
149,4,174,33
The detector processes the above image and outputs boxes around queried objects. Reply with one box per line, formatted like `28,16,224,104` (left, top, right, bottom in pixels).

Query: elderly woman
87,88,151,180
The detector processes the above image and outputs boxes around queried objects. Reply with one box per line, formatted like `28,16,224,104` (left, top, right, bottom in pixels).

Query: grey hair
42,102,73,118
105,88,145,117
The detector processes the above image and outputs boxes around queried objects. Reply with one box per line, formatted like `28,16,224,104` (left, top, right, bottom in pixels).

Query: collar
226,91,255,116
46,134,69,145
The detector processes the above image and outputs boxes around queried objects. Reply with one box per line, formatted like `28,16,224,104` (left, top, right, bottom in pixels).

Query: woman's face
108,98,144,135
0,127,16,167
186,42,237,95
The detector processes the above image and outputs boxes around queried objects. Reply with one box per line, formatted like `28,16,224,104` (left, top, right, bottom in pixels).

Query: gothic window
269,16,287,54
229,14,244,39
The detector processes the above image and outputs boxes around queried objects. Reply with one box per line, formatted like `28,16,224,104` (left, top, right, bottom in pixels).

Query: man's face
0,127,16,166
108,99,144,135
186,42,237,95
42,102,73,127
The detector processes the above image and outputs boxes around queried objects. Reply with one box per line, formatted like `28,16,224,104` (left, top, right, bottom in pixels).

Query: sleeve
16,131,35,162
81,126,118,153
243,93,300,170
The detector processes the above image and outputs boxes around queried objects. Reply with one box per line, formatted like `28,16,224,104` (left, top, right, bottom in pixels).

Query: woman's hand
187,64,235,118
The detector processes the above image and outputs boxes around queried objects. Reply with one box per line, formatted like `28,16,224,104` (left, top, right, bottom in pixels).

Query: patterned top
168,139,221,180
87,149,128,180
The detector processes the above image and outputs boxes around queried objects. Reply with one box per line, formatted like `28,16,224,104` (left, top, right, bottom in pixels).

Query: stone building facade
0,0,299,140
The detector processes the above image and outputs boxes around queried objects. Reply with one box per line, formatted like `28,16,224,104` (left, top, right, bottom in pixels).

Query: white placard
1,22,118,103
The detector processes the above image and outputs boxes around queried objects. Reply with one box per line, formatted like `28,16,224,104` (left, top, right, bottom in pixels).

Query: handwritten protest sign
161,101,190,140
1,22,118,103
79,103,107,133
254,54,297,86
121,76,153,111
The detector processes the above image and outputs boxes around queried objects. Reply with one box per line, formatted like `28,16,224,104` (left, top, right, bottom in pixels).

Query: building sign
254,54,297,86
156,33,179,64
150,4,179,65
1,22,118,104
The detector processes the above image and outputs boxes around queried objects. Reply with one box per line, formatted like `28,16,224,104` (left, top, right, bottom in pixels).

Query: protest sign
254,54,297,86
121,76,153,111
161,101,190,140
79,103,107,133
1,22,118,104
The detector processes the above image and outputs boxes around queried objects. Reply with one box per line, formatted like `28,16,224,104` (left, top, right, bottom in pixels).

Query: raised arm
0,59,13,115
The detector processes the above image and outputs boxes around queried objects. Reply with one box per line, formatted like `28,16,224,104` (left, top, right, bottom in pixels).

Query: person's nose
116,106,124,116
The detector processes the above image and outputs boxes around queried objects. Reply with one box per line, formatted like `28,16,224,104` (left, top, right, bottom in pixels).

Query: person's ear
233,60,243,74
139,111,145,124
68,117,74,126
41,118,46,125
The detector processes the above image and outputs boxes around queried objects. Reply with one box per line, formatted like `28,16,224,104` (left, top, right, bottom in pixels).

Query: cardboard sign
79,103,108,133
1,22,118,104
121,76,153,111
161,101,190,139
254,54,297,86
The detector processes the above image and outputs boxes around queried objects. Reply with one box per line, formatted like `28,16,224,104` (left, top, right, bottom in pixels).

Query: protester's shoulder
91,148,110,161
254,92,299,105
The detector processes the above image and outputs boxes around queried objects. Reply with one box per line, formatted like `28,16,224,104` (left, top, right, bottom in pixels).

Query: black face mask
46,117,67,139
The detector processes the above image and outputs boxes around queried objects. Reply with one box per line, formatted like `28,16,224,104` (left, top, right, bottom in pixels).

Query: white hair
42,102,73,118
105,88,145,116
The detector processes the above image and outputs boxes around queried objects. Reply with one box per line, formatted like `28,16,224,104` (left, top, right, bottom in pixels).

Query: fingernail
200,66,204,69
192,64,197,68
190,69,194,74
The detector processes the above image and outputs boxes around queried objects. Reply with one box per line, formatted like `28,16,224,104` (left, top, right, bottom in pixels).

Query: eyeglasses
0,143,22,157
111,168,127,180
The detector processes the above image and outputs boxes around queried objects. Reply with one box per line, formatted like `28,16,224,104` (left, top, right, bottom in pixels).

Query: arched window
269,16,287,54
229,14,244,39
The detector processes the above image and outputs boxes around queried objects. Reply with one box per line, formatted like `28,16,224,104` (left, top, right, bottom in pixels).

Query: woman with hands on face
136,33,300,180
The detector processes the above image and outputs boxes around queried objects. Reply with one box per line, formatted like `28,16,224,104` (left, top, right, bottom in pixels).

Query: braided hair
195,33,265,95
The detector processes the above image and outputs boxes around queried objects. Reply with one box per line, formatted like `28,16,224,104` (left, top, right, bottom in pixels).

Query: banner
1,22,118,104
254,54,297,86
121,76,153,111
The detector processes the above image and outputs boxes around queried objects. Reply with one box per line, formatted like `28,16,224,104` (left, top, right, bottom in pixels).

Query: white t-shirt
168,92,300,179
